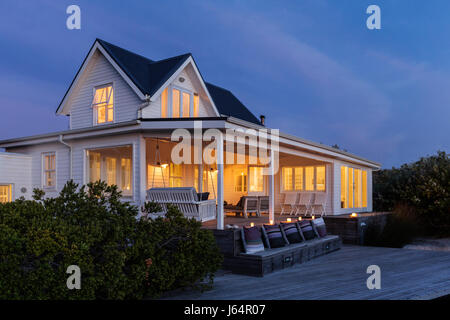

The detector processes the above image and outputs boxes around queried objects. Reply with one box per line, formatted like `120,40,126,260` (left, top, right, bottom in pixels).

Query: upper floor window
161,86,199,118
43,152,56,189
92,84,114,125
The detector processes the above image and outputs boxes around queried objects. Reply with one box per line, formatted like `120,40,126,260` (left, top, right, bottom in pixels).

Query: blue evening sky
0,0,448,168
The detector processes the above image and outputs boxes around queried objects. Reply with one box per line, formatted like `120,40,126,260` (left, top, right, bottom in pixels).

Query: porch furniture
224,196,259,218
257,196,269,216
213,227,341,277
146,187,216,222
311,193,327,217
280,193,298,215
295,192,313,216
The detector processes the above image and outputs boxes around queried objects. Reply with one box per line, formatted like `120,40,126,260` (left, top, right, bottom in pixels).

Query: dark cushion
280,222,303,243
241,226,265,254
262,224,288,248
312,217,327,237
298,220,317,240
197,192,210,201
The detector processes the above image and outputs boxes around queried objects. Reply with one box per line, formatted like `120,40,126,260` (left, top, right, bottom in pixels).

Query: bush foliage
373,151,449,236
0,181,222,299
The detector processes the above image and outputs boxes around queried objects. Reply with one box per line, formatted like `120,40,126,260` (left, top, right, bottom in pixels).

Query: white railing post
269,149,275,223
139,136,147,216
216,132,224,230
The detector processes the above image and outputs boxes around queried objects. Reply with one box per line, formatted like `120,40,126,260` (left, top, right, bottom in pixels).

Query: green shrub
364,205,420,248
373,151,450,236
0,181,222,299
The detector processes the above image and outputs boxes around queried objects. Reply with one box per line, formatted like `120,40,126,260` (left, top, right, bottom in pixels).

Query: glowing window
182,92,190,117
249,167,264,192
294,167,303,191
235,171,247,192
193,94,199,117
161,88,168,118
0,185,12,203
106,157,117,186
316,166,326,191
172,89,180,117
89,152,101,183
43,153,56,188
169,163,183,187
340,166,348,208
362,170,368,207
305,166,314,191
93,85,113,124
282,167,293,191
121,158,132,195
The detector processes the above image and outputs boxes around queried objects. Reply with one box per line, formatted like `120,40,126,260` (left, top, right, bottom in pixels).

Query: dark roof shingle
97,39,262,125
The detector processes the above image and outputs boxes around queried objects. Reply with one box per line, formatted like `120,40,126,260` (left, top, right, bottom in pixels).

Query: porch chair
294,192,313,216
224,196,259,219
311,193,327,217
146,187,216,222
280,193,298,216
257,196,269,216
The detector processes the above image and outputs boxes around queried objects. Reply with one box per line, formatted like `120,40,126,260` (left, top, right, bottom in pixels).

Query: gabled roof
205,83,262,125
97,39,191,98
58,39,262,125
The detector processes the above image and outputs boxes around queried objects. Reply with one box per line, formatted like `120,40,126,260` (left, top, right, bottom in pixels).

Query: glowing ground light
351,213,358,218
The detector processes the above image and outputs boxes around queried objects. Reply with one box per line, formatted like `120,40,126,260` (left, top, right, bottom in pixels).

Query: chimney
260,115,265,126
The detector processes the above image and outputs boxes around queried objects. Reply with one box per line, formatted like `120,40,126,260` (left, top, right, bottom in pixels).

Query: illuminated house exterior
0,39,380,229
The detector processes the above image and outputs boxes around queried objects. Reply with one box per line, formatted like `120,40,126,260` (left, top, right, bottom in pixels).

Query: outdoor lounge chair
280,193,298,215
224,196,259,218
295,192,313,216
257,196,269,216
311,193,327,217
146,187,216,222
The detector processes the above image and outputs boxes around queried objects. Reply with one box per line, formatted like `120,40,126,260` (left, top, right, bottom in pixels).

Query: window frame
281,165,326,193
166,85,198,118
92,83,115,126
42,152,56,190
85,144,134,198
0,184,12,203
340,165,368,209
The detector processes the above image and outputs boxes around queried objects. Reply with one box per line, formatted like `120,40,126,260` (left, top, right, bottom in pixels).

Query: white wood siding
0,153,32,200
5,143,70,199
69,51,142,130
141,63,216,118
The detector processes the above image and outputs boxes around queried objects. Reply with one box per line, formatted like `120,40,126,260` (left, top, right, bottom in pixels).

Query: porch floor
162,245,450,300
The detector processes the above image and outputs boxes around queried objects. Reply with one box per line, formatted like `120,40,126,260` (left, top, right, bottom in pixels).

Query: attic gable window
93,84,114,125
161,86,199,118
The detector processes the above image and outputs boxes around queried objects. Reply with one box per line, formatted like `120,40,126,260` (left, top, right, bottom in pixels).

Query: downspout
58,135,72,180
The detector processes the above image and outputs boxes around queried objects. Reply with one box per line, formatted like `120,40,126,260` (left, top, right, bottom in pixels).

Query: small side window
43,153,56,189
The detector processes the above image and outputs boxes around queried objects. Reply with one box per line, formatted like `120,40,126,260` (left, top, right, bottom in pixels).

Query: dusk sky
0,0,448,168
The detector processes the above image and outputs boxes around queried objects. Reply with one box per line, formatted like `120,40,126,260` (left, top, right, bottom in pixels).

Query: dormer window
92,84,114,125
161,86,199,118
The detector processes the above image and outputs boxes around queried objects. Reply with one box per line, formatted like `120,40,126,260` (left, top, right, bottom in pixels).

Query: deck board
163,245,450,300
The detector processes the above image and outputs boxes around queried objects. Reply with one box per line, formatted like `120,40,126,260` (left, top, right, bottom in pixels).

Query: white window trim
92,82,115,126
42,152,57,190
168,84,195,118
280,165,326,193
0,183,13,203
84,144,134,199
340,165,368,210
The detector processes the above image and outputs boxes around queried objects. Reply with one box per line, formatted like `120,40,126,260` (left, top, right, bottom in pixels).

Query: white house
0,39,380,229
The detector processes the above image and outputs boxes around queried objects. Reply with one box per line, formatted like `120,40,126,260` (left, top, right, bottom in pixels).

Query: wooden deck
163,245,450,300
202,213,305,229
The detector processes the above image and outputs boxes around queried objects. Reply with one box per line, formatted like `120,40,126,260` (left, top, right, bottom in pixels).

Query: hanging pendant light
151,138,167,188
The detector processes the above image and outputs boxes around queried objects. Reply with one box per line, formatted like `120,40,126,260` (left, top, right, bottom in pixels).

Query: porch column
139,136,147,212
269,149,275,222
216,133,224,230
